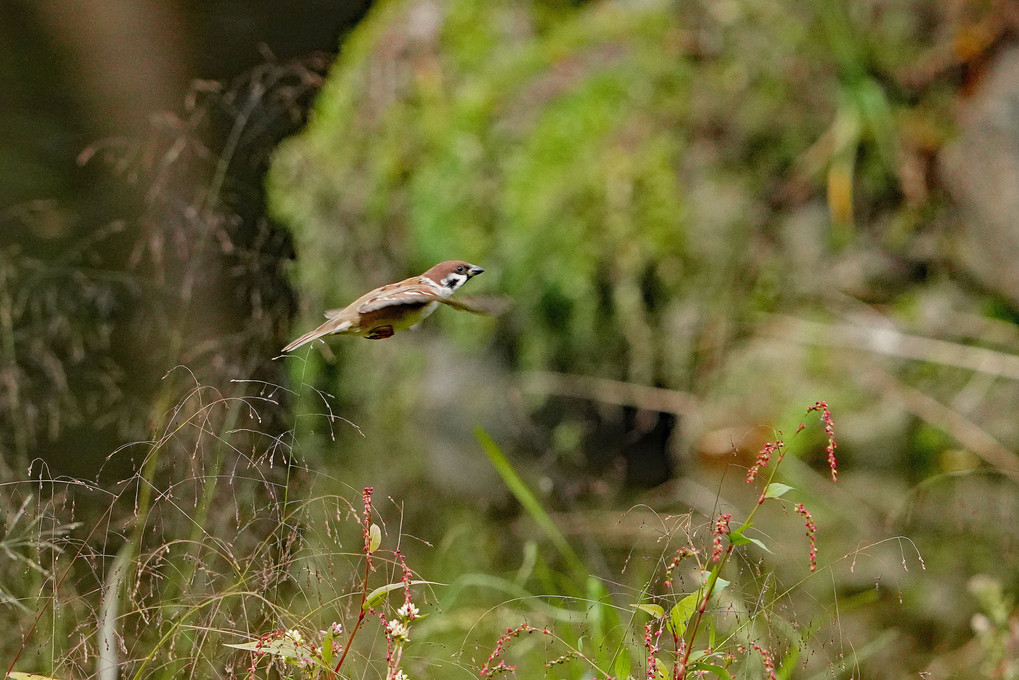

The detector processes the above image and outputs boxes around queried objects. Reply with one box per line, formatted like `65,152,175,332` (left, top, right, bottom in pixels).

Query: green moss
267,0,952,436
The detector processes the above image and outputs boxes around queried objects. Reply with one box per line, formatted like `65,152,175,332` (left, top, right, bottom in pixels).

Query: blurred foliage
267,0,955,406
267,1,1019,678
2,0,1018,677
0,231,133,461
266,0,959,483
0,57,332,476
273,0,779,384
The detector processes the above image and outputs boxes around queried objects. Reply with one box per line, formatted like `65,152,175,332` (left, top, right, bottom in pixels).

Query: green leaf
367,523,382,553
764,483,794,499
613,650,632,680
728,530,751,546
225,637,305,661
632,603,665,619
653,657,669,680
320,631,335,665
475,428,585,575
363,579,439,610
743,535,773,553
700,571,729,594
688,661,734,679
668,592,699,636
728,528,772,554
776,643,800,680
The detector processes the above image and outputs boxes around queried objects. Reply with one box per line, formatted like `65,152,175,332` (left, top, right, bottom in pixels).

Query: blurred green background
2,0,1019,678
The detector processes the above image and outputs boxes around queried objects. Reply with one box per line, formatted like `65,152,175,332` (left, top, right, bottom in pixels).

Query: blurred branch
769,315,1019,381
861,368,1019,483
520,371,699,417
770,315,1019,480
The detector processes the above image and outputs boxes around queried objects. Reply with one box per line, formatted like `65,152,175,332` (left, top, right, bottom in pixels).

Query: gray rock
940,46,1019,305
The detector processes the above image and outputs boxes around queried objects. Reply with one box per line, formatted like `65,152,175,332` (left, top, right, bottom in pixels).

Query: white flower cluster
386,619,410,642
320,621,343,636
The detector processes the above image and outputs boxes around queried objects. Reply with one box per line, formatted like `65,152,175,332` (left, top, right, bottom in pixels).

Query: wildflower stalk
333,487,377,675
330,559,371,675
675,447,781,678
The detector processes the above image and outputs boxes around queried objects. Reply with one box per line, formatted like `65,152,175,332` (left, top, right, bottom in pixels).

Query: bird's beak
468,264,484,277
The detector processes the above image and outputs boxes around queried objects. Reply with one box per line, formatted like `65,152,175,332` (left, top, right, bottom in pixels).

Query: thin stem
334,489,376,676
332,554,372,675
676,445,788,677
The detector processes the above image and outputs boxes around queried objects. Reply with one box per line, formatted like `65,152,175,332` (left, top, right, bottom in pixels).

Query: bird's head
423,260,484,295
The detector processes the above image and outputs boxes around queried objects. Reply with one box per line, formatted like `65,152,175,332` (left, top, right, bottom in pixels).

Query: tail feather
282,320,351,353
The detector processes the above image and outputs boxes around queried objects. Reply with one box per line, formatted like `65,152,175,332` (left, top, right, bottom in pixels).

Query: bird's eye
456,265,465,274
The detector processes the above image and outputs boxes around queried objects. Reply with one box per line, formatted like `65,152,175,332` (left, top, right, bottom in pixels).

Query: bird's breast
358,300,439,333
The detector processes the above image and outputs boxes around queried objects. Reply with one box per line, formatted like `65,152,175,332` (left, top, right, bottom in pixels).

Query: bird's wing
356,278,445,314
438,295,511,316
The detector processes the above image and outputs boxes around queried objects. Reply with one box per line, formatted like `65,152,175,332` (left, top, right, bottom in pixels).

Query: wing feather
357,280,445,314
439,295,511,315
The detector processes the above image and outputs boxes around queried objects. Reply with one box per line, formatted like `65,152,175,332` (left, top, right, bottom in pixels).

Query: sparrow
282,260,486,352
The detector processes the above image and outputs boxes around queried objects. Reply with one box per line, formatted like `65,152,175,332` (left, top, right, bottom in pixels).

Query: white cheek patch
442,273,467,290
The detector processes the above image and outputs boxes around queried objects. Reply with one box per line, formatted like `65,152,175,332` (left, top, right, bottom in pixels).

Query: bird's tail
281,320,351,353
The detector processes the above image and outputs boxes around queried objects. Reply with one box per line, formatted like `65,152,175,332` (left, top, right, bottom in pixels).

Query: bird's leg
366,325,395,340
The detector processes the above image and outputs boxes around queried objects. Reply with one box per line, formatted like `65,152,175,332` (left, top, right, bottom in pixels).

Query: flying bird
282,260,487,352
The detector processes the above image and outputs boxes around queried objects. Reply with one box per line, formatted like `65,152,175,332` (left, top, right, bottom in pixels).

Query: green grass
2,391,856,680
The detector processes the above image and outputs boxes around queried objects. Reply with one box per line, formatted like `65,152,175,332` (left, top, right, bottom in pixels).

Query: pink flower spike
806,401,838,482
361,487,375,551
711,513,732,562
480,623,547,678
662,546,697,588
747,441,782,483
794,502,818,572
644,620,665,680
